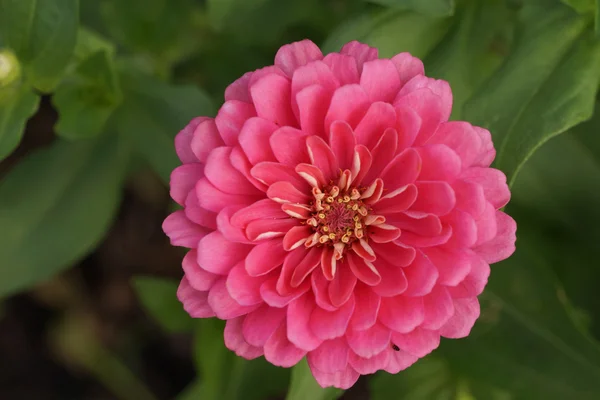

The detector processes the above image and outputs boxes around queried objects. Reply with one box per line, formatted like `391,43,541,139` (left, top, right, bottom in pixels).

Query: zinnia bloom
163,39,516,388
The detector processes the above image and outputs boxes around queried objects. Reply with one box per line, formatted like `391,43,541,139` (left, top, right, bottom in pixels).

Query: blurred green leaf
176,380,205,400
323,10,452,58
0,0,79,92
0,131,129,297
132,277,192,333
424,0,514,119
117,69,214,182
562,0,595,13
0,85,39,160
73,28,115,63
286,358,343,400
464,3,600,185
368,0,455,16
194,319,290,400
53,50,121,140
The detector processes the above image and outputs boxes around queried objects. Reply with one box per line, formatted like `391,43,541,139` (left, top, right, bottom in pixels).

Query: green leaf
0,85,39,160
464,4,600,185
286,358,343,400
194,319,290,400
0,0,79,92
0,131,129,297
132,277,193,333
561,0,595,13
73,27,115,63
53,50,122,140
368,0,455,16
596,0,600,36
323,10,452,58
176,380,205,400
117,69,214,182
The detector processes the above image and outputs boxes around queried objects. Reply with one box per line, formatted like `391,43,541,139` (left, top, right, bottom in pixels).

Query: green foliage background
1,0,600,399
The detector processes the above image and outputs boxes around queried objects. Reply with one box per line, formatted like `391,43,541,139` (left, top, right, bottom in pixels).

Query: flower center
306,184,369,247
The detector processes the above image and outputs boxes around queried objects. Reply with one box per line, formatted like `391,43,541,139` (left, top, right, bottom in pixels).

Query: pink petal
348,349,390,375
328,261,358,307
398,75,452,121
275,39,324,77
225,71,253,103
348,252,381,286
163,210,208,247
324,84,370,133
346,322,391,358
230,199,287,229
423,247,470,286
384,349,418,374
205,147,261,195
296,84,331,137
216,206,253,244
278,247,311,296
246,218,298,241
184,190,218,229
474,202,498,246
323,53,360,85
215,100,256,146
309,362,360,390
264,321,307,367
416,144,461,181
399,224,453,248
340,41,378,73
391,52,424,86
270,126,310,166
373,242,416,267
428,121,483,168
380,148,421,191
309,294,355,340
182,250,219,291
229,146,269,192
395,106,422,151
177,277,214,317
307,135,339,180
312,268,337,311
170,163,204,205
290,247,322,287
411,181,456,216
248,66,287,87
360,59,402,102
224,317,263,359
283,225,312,250
439,297,480,338
197,231,251,275
196,178,256,213
354,102,396,149
251,162,309,191
352,239,376,262
238,117,278,165
388,211,441,237
329,121,356,170
351,144,373,186
190,119,224,163
402,251,438,296
392,327,440,357
363,128,398,183
369,224,401,243
307,338,349,373
442,209,478,248
291,61,339,118
242,305,286,346
474,211,516,264
447,254,490,298
371,259,408,297
226,261,269,306
267,181,311,205
379,295,425,333
421,285,455,330
175,117,207,163
394,88,447,146
208,278,259,319
349,284,380,331
245,238,287,276
473,126,496,167
260,276,308,307
288,293,323,351
373,184,418,214
453,179,486,218
250,74,296,127
461,167,510,209
296,163,327,188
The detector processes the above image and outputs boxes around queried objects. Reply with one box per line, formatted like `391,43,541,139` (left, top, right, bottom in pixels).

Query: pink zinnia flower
163,39,516,389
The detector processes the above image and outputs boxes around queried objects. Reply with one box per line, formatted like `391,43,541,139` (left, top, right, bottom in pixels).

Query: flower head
163,39,516,389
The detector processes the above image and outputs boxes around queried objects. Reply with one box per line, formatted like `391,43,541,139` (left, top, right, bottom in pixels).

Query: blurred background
1,0,600,399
